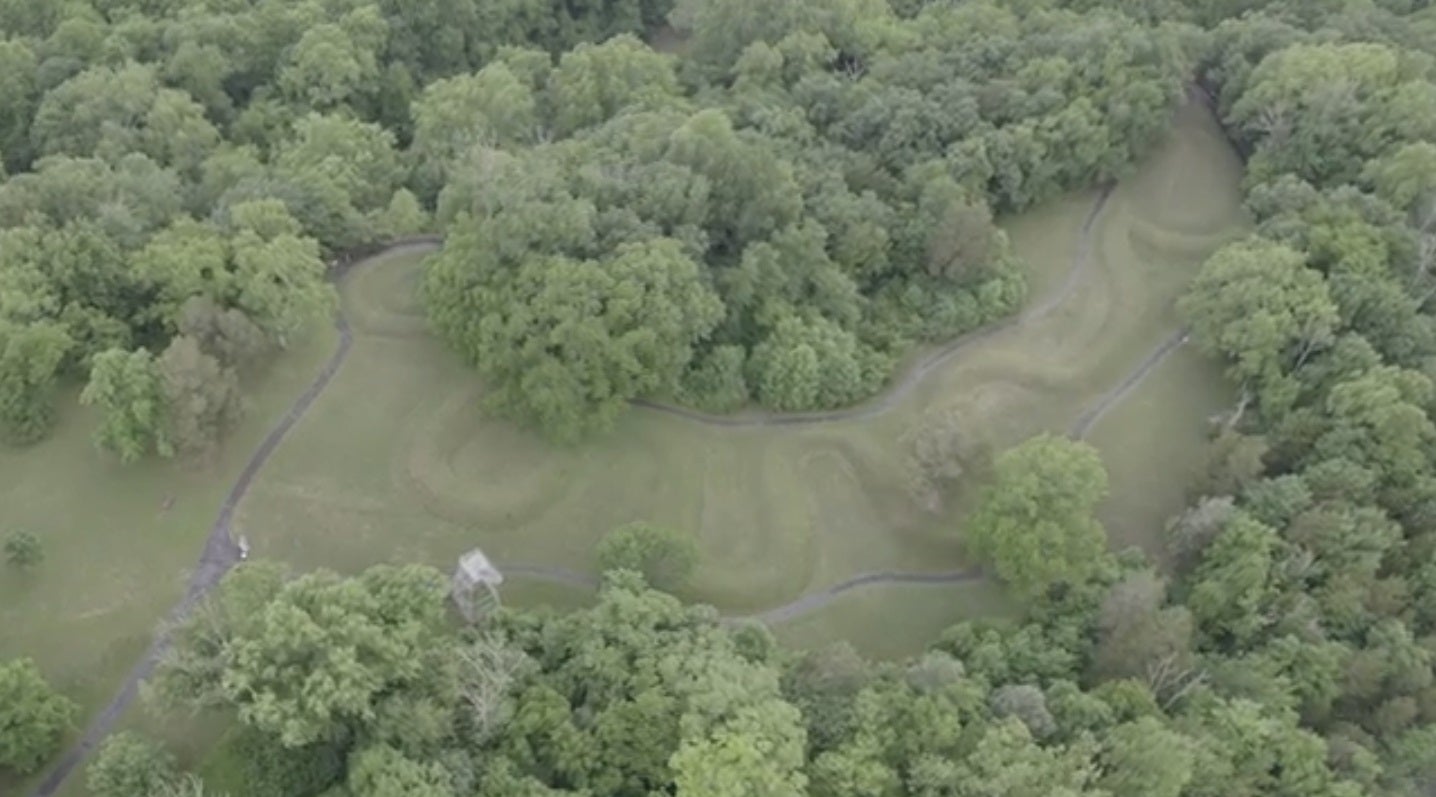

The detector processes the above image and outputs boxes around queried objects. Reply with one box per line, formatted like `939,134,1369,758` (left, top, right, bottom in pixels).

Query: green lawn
0,328,336,796
772,579,1017,661
236,99,1247,653
1,98,1245,795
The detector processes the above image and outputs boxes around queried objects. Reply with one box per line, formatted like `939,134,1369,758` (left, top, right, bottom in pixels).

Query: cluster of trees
16,0,1436,794
0,0,1200,448
0,0,1196,448
0,0,679,455
94,546,1359,797
1156,1,1436,790
423,0,1193,437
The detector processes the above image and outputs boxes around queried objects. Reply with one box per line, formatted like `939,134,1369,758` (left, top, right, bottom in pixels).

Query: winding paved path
29,181,1189,797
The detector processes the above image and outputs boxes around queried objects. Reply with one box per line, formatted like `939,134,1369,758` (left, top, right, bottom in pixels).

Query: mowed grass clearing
0,95,1248,797
234,99,1246,657
0,328,337,797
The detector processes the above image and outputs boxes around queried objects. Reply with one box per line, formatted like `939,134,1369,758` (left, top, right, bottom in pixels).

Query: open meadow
0,331,337,797
1,97,1244,797
234,98,1246,652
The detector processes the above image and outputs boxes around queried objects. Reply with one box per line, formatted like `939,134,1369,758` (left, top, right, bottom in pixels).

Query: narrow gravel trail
1068,327,1191,440
28,179,1181,797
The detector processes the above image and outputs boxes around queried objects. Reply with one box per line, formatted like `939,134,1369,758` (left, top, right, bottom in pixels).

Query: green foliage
176,297,268,369
0,320,69,444
676,344,749,412
376,189,428,239
0,657,76,774
157,335,243,457
1229,42,1436,186
548,34,682,137
155,563,453,747
86,732,178,797
488,573,808,796
1178,238,1340,393
270,113,404,249
4,529,42,568
225,200,336,343
30,62,218,174
12,0,1436,793
426,234,723,441
81,346,169,462
1097,717,1195,797
347,744,453,797
200,725,345,797
412,0,1189,435
966,434,1111,598
1092,570,1194,690
595,522,700,591
747,316,888,411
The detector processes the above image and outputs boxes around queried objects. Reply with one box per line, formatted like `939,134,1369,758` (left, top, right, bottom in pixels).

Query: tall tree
965,434,1111,598
0,321,70,444
428,234,723,441
0,657,76,775
155,564,453,747
224,200,335,345
86,732,178,797
596,522,700,592
1178,238,1340,403
81,346,170,462
157,335,243,457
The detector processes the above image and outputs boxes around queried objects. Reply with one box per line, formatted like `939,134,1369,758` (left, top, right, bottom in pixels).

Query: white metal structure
452,548,504,623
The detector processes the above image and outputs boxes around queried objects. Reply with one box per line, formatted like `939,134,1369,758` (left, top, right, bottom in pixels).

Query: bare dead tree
1411,203,1436,303
1146,653,1208,711
456,635,530,742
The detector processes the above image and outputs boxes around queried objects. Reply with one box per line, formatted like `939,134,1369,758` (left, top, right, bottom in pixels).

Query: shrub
596,523,699,592
87,732,177,797
200,726,344,797
4,530,42,568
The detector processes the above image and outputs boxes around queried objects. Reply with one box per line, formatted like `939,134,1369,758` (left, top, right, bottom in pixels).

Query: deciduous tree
966,434,1111,598
0,658,76,774
431,235,723,441
0,321,70,444
596,522,699,592
157,335,243,457
1178,238,1340,396
156,564,453,747
86,732,178,797
81,346,169,462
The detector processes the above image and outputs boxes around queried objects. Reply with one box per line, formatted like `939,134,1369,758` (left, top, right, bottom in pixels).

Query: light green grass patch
772,579,1017,661
236,99,1247,658
0,95,1249,797
0,328,336,796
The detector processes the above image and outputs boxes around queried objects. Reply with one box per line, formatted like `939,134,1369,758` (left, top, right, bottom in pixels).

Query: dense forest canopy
5,0,1436,796
420,2,1194,436
0,0,1200,447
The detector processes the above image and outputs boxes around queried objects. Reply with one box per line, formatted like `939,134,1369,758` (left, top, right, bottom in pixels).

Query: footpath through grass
0,328,336,797
236,99,1245,655
1,101,1245,796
